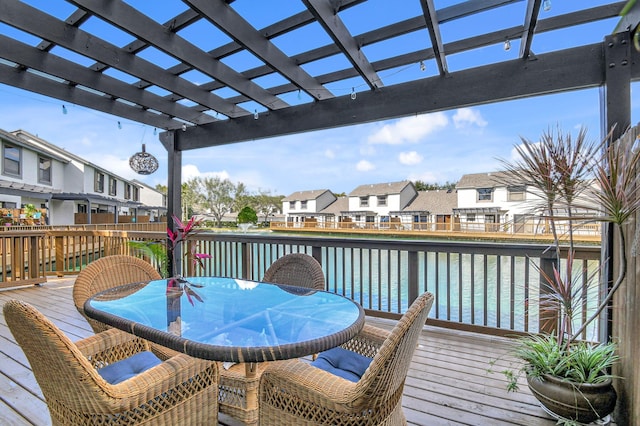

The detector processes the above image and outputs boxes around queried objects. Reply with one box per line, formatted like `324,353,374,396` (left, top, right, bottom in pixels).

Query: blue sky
0,1,637,196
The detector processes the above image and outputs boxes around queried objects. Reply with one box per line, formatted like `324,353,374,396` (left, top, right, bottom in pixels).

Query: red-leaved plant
166,215,211,305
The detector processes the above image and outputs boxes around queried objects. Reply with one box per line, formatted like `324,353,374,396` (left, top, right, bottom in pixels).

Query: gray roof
8,129,142,186
51,192,142,207
399,190,458,215
0,178,62,199
456,171,524,189
349,181,414,197
0,129,71,164
282,189,333,202
319,197,349,215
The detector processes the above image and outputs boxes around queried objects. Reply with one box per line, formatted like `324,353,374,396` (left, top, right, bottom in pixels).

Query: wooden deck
0,277,559,426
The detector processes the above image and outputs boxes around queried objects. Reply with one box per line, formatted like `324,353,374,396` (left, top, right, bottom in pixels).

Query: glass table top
85,276,365,363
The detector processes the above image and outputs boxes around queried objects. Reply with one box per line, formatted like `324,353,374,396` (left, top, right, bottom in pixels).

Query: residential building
1,129,162,225
391,189,458,230
455,171,537,232
282,189,337,227
345,181,417,227
454,171,601,235
133,179,167,223
317,196,349,228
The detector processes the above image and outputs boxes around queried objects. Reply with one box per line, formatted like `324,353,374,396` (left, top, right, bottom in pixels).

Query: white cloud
356,160,375,171
324,149,335,159
182,164,230,182
398,151,423,165
453,108,488,129
367,112,448,145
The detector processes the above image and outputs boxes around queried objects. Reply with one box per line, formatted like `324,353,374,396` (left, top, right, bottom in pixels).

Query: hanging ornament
129,144,159,175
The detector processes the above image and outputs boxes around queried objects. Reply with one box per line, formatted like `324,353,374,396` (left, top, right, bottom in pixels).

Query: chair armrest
260,359,359,406
76,328,152,365
107,354,218,408
340,324,389,358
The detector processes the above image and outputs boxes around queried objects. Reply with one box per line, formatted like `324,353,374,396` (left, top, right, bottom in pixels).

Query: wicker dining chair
73,254,162,334
258,291,434,425
262,253,325,291
216,253,326,425
4,299,219,426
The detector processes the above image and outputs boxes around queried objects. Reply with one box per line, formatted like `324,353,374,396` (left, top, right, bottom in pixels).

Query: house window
109,177,117,196
377,195,387,206
2,144,21,177
467,213,476,222
133,186,139,201
507,186,525,201
78,204,87,213
124,183,131,200
477,188,493,202
289,201,296,209
38,156,52,184
359,197,369,207
94,171,105,192
300,200,307,209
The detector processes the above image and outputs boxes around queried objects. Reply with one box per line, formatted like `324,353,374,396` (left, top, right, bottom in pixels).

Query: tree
201,176,235,227
252,189,282,224
233,182,250,212
181,178,203,220
155,184,167,194
237,206,258,224
414,180,457,191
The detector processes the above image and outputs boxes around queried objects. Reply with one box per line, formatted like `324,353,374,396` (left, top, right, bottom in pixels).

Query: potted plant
492,124,640,423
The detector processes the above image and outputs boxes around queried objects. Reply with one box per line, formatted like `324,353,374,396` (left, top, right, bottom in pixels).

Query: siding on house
1,128,161,225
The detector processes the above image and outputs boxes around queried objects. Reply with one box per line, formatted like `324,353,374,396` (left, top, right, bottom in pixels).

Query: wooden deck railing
271,219,602,241
0,229,602,340
0,231,47,289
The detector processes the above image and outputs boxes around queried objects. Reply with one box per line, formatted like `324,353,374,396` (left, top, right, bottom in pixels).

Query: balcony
1,275,560,425
0,227,612,424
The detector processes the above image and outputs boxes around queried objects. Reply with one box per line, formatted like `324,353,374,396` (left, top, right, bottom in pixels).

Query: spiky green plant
493,124,640,395
128,240,169,278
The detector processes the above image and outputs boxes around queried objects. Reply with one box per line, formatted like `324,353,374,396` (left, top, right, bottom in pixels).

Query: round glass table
84,276,365,363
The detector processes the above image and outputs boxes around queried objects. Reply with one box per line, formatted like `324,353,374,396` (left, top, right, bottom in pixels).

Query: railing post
29,235,40,279
538,256,558,334
11,234,23,279
311,246,322,265
55,235,64,277
241,241,251,279
408,250,419,305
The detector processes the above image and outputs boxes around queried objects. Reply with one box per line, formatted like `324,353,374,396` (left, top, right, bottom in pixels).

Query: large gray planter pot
526,373,617,423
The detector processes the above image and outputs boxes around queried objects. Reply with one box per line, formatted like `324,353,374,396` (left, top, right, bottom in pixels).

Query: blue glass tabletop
85,277,365,363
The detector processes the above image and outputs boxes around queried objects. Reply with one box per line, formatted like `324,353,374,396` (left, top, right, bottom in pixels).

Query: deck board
0,277,559,426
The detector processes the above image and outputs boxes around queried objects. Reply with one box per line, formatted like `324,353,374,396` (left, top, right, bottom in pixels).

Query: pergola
1,0,639,422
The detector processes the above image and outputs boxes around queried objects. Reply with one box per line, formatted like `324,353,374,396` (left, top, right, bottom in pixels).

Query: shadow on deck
0,277,558,425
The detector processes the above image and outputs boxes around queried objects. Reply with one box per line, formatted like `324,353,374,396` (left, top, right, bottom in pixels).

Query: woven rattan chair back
262,253,325,290
259,291,434,425
355,291,434,403
73,255,161,333
3,299,219,426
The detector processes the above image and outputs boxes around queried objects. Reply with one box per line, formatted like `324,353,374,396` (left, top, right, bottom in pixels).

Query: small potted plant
492,124,640,423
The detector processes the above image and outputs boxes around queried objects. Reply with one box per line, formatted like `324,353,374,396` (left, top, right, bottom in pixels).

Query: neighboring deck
0,277,558,426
